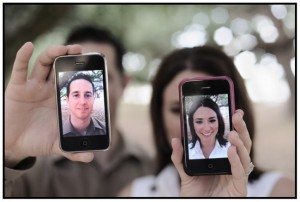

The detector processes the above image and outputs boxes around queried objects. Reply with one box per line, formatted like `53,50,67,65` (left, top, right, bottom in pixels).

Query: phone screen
58,70,107,137
180,76,234,175
54,54,111,152
184,94,231,160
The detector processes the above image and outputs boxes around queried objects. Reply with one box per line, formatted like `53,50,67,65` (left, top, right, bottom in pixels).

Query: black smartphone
179,76,235,175
54,53,111,152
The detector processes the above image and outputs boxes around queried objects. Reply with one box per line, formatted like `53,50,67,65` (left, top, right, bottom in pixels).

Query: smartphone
54,53,111,152
179,76,235,175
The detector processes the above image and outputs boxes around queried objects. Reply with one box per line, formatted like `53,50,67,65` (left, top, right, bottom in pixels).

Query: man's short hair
67,73,95,97
65,25,125,76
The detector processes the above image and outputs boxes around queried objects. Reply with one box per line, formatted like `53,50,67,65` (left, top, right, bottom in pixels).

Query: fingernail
236,109,244,118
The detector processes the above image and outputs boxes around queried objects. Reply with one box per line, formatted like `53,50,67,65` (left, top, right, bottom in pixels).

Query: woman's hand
5,42,94,168
171,109,252,197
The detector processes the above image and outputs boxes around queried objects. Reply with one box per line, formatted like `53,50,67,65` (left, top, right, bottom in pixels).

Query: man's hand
5,42,94,168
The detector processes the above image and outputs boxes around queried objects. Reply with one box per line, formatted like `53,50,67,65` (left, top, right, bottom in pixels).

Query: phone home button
80,139,89,148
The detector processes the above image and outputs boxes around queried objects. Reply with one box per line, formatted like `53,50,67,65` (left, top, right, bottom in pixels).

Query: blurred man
5,25,154,197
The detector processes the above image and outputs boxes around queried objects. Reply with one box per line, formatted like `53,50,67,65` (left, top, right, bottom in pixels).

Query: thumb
52,139,94,163
64,152,94,163
10,42,34,84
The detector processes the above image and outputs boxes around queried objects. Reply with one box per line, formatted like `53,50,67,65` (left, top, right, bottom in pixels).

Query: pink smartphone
179,76,235,175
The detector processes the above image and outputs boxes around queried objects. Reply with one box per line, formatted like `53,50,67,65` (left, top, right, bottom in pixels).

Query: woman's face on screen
193,106,219,142
162,70,209,144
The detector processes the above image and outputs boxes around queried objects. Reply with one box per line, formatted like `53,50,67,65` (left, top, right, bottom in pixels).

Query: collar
63,117,103,135
196,139,223,150
63,117,73,134
192,139,227,158
90,117,104,129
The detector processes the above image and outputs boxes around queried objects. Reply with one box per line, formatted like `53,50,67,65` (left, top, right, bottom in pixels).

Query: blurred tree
4,4,74,84
4,4,295,114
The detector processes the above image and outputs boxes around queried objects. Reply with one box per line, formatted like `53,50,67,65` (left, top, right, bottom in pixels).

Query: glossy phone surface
179,76,235,175
54,53,111,152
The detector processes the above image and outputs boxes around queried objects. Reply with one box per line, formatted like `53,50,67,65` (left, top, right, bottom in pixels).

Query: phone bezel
54,53,111,152
179,76,235,176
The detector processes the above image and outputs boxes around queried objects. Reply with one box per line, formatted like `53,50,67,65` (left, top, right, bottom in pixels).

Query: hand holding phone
54,53,111,152
179,76,235,175
5,43,96,167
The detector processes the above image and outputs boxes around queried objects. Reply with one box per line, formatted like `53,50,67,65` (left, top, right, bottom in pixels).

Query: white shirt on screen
188,139,230,159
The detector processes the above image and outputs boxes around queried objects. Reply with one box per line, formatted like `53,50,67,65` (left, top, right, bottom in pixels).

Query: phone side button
80,139,89,148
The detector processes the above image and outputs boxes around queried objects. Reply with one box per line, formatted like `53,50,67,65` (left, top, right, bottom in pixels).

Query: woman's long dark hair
150,45,262,182
188,97,227,149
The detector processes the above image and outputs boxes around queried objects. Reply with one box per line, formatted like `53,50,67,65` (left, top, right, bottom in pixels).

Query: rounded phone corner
183,165,194,176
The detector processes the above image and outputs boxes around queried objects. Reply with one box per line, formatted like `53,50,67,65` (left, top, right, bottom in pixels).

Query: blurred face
80,42,127,129
163,70,210,144
67,79,94,121
193,107,218,142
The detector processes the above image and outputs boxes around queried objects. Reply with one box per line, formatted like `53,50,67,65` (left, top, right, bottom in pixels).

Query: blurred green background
4,4,295,111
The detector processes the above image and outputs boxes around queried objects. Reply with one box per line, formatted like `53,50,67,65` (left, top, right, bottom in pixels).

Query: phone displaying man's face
54,54,111,151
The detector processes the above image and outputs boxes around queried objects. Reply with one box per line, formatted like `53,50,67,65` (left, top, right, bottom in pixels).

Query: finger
29,45,69,82
66,44,82,55
52,139,94,163
10,42,34,84
48,44,82,84
232,109,252,153
227,145,247,195
228,131,251,172
228,146,244,177
171,138,189,180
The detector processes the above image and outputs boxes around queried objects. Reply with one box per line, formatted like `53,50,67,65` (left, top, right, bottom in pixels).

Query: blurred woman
119,45,295,197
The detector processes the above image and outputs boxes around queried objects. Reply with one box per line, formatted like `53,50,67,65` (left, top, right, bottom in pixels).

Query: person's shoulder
248,171,295,197
118,175,156,197
91,117,106,129
118,181,132,197
121,135,156,174
269,174,295,197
